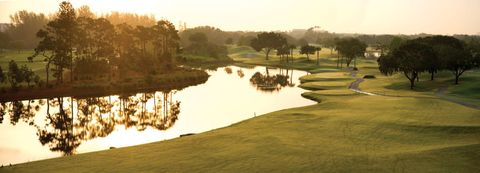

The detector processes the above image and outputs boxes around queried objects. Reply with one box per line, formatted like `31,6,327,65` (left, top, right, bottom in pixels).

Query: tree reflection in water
1,90,180,156
237,69,245,78
38,97,81,155
224,67,233,74
0,100,42,126
249,67,295,91
117,92,180,131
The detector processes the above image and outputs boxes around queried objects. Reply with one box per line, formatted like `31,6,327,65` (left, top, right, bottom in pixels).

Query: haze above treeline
1,3,479,52
0,0,479,35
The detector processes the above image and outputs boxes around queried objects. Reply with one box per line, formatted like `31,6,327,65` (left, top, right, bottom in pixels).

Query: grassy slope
2,46,479,173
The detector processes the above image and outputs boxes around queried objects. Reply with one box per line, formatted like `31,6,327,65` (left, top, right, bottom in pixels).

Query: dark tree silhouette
152,20,180,70
31,29,55,86
416,36,459,80
276,45,290,63
300,45,316,61
7,60,23,89
249,68,291,92
20,65,35,87
323,38,337,55
250,32,287,60
75,17,115,80
32,91,181,155
31,1,77,84
440,44,478,84
335,38,367,68
378,40,436,89
37,97,82,155
288,45,296,63
0,66,5,84
6,100,38,125
114,23,137,79
135,25,153,57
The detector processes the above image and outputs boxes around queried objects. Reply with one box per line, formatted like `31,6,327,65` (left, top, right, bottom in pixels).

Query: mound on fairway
300,72,351,83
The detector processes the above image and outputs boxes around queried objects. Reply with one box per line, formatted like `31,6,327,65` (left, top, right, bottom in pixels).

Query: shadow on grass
384,79,442,93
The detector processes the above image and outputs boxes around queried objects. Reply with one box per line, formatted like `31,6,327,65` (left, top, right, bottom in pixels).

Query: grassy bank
0,67,209,102
1,46,479,172
0,50,211,102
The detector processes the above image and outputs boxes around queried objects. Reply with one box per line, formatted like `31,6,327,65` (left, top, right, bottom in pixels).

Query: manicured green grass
299,80,353,90
2,46,479,172
355,58,480,103
0,50,50,87
304,89,358,96
4,93,479,172
0,50,46,75
448,70,480,99
300,72,351,82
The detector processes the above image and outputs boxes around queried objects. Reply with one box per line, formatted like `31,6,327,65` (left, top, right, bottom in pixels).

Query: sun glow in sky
0,0,479,35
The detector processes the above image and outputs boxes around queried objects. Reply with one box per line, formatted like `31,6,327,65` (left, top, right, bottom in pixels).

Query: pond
0,65,315,165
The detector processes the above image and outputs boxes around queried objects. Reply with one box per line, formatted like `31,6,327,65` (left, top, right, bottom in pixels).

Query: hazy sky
0,0,479,35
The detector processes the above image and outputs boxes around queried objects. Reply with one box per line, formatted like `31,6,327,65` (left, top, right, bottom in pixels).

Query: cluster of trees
179,26,230,46
249,67,295,92
182,32,228,59
378,36,480,89
248,31,368,68
289,27,480,57
249,32,311,63
237,35,257,46
250,32,288,60
299,45,321,64
0,60,40,89
179,26,270,59
29,1,179,86
179,26,268,49
335,38,367,68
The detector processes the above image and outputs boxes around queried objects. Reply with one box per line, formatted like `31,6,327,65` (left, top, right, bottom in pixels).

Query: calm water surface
0,65,315,165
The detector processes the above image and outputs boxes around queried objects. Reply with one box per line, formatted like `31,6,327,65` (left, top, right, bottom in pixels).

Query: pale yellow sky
0,0,479,35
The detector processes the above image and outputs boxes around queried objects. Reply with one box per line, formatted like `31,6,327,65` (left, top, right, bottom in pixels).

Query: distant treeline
2,7,479,52
0,6,156,50
179,26,480,53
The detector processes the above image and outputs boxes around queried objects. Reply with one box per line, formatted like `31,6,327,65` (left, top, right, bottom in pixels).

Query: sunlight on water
0,65,315,165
